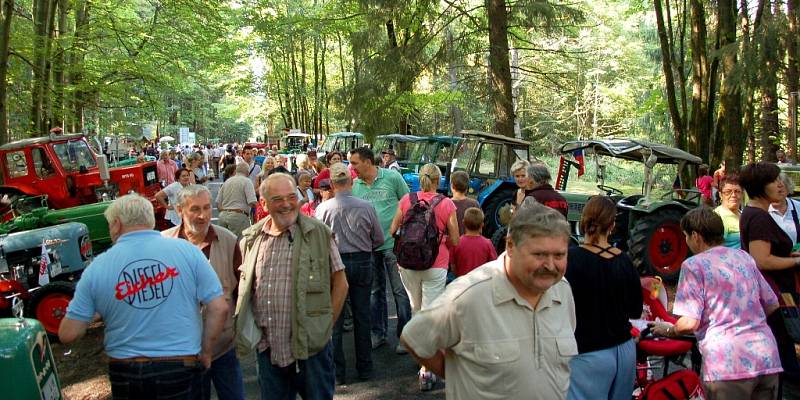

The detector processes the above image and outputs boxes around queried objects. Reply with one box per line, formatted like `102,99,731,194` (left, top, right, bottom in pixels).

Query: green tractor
406,135,463,174
556,139,703,281
372,134,423,174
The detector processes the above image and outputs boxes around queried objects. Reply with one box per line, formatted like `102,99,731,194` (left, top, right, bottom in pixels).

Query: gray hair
176,184,212,208
296,171,312,184
511,159,530,175
235,162,250,176
527,163,552,185
780,172,795,194
419,163,441,192
295,154,308,168
104,193,155,229
259,172,296,198
508,203,570,246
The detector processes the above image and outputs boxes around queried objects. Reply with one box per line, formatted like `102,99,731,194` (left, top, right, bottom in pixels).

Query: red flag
573,149,585,177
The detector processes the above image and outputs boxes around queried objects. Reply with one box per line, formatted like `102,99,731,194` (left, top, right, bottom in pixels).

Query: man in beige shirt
163,184,244,400
401,204,577,399
215,162,257,238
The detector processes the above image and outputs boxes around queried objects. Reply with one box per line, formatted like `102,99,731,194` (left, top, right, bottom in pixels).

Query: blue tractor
403,131,533,237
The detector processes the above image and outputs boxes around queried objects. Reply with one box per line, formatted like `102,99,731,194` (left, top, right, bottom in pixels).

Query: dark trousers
371,249,411,339
333,251,373,381
200,348,244,400
256,342,335,400
108,359,204,400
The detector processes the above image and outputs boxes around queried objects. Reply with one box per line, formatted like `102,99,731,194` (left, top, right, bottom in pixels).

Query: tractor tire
491,226,508,254
628,209,689,282
26,281,76,340
482,188,516,238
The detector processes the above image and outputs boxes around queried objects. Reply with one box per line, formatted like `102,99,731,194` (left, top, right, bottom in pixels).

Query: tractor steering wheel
661,188,703,204
597,184,623,196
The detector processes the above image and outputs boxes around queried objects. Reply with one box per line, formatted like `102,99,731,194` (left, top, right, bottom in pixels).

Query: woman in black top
566,196,642,400
739,162,800,385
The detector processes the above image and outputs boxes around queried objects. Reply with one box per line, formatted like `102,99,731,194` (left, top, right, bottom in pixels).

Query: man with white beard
163,184,245,400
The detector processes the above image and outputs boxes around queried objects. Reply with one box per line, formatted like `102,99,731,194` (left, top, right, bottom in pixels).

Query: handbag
779,292,800,343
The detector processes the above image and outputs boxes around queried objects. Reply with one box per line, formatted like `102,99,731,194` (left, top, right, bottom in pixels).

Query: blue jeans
371,249,411,339
567,339,636,400
108,359,204,400
201,348,244,400
256,341,335,400
333,252,373,380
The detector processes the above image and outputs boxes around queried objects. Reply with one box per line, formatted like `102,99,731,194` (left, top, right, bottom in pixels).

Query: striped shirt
252,216,345,367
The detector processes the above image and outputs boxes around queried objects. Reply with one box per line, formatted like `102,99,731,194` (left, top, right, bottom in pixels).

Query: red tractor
0,132,162,212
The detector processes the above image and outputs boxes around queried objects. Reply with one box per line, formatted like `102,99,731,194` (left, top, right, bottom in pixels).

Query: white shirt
768,198,800,245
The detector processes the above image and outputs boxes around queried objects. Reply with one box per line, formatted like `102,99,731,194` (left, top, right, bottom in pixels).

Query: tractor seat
638,338,693,357
617,194,644,208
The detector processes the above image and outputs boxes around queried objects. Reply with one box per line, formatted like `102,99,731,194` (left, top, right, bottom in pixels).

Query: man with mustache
235,173,349,400
400,203,577,399
162,185,245,400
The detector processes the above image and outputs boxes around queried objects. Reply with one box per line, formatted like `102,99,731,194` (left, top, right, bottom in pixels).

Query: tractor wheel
26,281,75,340
482,188,516,238
491,226,508,254
628,210,689,282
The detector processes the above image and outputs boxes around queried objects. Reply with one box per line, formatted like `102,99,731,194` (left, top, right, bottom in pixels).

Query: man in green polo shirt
350,146,412,354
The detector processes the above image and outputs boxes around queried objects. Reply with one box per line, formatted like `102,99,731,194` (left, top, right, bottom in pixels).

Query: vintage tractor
405,135,463,175
404,131,533,238
279,132,312,154
0,132,162,212
556,139,703,281
373,134,422,173
0,220,92,338
317,132,364,160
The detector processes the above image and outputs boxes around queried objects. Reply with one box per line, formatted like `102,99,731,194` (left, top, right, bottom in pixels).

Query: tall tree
486,0,514,137
717,0,743,171
0,0,14,144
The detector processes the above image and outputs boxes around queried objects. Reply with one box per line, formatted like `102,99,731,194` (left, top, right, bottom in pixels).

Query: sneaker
395,343,408,355
371,335,386,349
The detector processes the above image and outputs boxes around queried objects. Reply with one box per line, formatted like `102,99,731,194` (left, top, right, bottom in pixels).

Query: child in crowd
695,163,714,206
450,171,480,236
451,207,498,277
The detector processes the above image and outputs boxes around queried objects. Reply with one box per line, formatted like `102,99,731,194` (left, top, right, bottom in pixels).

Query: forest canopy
0,0,797,170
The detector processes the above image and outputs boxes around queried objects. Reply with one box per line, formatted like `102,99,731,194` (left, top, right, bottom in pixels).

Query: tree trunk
688,0,710,161
31,0,56,135
51,0,68,128
69,0,89,133
485,0,514,137
760,1,780,161
654,0,686,148
787,0,799,160
717,0,744,171
0,0,14,145
446,27,463,135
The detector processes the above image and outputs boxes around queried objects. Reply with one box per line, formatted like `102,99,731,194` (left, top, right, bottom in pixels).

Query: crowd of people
54,139,800,400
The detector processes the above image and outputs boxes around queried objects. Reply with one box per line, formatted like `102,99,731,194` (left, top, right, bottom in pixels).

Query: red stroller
631,277,704,400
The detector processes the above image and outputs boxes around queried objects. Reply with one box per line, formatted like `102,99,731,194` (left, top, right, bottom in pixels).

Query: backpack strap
410,192,419,207
430,194,445,209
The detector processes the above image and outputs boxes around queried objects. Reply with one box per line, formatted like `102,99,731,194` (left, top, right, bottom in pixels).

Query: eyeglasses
721,190,742,197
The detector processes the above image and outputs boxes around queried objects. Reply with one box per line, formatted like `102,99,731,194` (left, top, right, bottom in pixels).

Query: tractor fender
626,200,692,228
477,179,516,206
0,185,36,198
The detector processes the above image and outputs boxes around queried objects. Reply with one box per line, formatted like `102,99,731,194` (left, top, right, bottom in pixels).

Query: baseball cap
329,163,350,181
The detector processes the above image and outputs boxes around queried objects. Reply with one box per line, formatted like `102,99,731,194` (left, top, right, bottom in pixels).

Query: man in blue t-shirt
59,194,228,400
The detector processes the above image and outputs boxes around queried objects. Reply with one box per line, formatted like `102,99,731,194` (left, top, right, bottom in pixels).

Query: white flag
38,241,50,286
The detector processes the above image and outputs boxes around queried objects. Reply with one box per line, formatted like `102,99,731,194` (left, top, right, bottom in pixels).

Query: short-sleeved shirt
673,246,782,381
767,198,800,245
740,206,798,292
353,168,409,251
451,235,497,277
402,255,577,400
216,174,257,213
714,205,741,249
157,159,178,185
398,192,457,269
246,162,262,187
162,182,184,226
66,230,223,358
452,198,480,236
695,175,714,198
314,191,384,253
